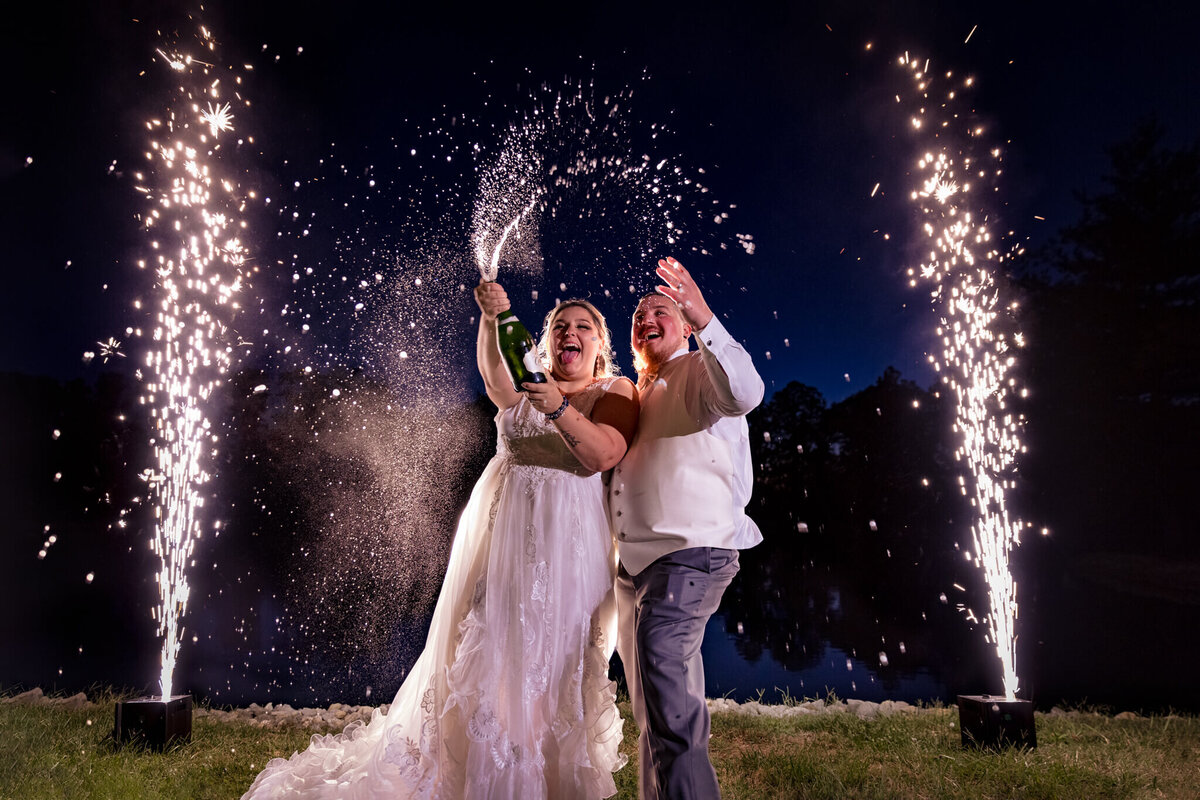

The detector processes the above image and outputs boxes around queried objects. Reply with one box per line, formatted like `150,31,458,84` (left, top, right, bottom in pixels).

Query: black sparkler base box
114,695,192,750
957,695,1036,749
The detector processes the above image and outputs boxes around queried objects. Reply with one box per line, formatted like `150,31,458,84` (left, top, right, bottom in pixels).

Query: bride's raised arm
474,280,522,410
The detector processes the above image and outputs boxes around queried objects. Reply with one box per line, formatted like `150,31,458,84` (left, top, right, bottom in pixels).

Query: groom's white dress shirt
609,316,765,575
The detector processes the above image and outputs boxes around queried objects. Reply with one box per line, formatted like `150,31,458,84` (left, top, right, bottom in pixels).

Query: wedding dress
243,378,626,799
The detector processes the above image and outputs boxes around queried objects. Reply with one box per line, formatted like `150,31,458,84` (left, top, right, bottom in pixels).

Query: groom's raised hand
654,256,714,332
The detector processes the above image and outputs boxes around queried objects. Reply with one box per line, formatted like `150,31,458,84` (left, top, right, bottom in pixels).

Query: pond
10,516,1196,714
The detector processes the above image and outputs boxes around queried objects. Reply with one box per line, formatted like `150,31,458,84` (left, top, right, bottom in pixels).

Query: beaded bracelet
546,397,570,421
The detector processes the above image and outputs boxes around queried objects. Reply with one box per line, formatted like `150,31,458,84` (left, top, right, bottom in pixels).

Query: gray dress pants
616,547,739,800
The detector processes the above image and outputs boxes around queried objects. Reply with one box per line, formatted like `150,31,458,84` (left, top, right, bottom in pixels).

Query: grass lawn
2,694,1197,799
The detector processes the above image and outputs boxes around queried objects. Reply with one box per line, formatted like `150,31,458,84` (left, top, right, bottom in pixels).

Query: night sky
4,1,1197,401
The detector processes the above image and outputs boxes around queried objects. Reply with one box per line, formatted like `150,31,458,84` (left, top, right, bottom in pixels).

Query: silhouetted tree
1016,122,1200,556
748,381,831,533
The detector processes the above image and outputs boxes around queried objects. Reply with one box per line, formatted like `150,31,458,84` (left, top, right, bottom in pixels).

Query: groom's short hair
634,290,683,317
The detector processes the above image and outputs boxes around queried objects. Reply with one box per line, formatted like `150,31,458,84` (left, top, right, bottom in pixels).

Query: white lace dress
243,378,627,799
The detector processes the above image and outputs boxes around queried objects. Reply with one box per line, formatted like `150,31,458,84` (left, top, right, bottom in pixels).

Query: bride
243,281,638,799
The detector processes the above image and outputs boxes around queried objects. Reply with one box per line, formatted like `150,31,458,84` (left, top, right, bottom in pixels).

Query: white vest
609,317,764,575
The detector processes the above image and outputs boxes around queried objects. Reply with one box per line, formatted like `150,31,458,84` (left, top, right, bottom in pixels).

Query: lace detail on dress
590,616,607,652
383,728,421,773
487,470,505,534
530,561,549,604
420,681,440,763
524,523,537,562
467,703,500,742
571,498,586,558
493,741,524,770
525,657,550,701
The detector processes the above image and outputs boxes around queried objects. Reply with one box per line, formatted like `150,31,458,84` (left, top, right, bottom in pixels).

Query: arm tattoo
561,430,580,449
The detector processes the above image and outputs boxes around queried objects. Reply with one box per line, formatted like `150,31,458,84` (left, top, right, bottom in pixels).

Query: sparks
155,48,187,71
931,177,958,204
96,337,126,363
902,55,1026,701
138,24,250,701
201,102,235,137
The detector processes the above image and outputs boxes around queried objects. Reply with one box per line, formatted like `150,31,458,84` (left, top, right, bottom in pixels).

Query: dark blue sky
3,1,1197,402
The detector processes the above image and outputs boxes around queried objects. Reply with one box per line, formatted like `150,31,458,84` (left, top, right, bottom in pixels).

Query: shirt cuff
694,315,734,352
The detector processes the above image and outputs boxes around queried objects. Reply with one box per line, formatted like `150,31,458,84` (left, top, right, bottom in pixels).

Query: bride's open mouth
559,343,581,365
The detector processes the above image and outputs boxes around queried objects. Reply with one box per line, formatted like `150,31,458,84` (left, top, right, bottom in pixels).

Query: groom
610,257,764,799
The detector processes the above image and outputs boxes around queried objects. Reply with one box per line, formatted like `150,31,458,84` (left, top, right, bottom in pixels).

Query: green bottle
495,308,547,392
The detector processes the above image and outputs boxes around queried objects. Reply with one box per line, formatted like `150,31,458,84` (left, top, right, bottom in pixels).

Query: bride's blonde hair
539,299,620,379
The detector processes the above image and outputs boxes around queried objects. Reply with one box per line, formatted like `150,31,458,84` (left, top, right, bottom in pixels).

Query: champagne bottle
495,308,547,392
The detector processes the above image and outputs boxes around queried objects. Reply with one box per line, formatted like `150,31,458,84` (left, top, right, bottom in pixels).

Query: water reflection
704,622,946,704
697,530,990,705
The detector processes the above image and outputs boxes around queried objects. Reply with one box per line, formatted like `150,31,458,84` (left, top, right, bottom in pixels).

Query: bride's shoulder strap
596,375,634,394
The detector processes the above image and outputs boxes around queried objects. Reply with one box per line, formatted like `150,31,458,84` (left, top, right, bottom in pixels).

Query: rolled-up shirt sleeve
693,316,765,419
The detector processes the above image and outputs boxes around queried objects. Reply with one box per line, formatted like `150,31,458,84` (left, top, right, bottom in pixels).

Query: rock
879,700,915,716
4,688,45,705
49,692,91,709
706,698,740,714
762,704,794,718
851,701,880,720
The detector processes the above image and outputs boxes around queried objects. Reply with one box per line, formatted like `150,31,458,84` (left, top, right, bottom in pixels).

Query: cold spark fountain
898,52,1033,746
116,23,255,744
